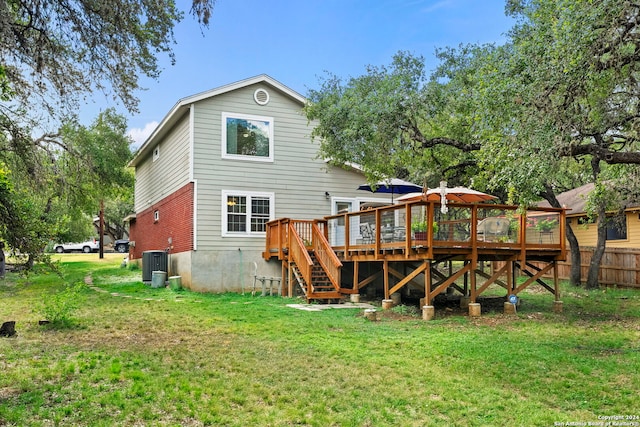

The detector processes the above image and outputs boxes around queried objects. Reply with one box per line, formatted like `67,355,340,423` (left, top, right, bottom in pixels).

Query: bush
390,304,420,316
35,281,85,326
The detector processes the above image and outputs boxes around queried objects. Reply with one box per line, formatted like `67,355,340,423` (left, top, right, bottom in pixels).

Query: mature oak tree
1,0,216,117
1,0,217,179
59,108,135,241
305,51,481,188
306,0,640,288
503,0,640,288
0,0,216,264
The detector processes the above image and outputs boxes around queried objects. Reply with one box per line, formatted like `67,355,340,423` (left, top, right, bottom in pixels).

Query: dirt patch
0,387,21,400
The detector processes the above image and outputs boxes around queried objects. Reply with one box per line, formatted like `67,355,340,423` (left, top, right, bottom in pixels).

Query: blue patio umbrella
357,178,423,202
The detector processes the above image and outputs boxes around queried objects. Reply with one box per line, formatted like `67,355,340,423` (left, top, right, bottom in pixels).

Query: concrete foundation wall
167,251,192,286
187,249,281,293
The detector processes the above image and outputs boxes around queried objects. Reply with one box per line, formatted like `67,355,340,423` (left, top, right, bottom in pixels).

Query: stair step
307,291,343,300
290,244,344,302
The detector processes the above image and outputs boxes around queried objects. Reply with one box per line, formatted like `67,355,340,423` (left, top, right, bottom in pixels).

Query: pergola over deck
264,200,566,317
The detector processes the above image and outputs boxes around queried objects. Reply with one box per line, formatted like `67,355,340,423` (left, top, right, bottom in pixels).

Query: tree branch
406,122,481,151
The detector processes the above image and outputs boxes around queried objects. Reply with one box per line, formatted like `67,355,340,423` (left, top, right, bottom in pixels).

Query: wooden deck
264,200,566,316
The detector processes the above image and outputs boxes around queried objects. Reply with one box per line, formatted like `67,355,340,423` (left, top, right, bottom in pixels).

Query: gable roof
538,182,640,216
538,183,594,215
129,74,307,167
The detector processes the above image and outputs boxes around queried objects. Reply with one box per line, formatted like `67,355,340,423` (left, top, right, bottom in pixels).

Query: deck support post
353,261,360,293
383,260,389,300
287,261,293,297
382,299,394,310
424,260,432,306
282,261,288,297
553,261,560,301
463,263,468,296
553,300,563,313
469,302,481,317
422,305,435,321
504,301,517,315
470,260,477,303
507,260,513,294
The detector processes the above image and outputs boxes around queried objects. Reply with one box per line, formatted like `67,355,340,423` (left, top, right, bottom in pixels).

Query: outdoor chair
393,226,406,241
381,224,395,242
359,223,374,244
477,217,510,242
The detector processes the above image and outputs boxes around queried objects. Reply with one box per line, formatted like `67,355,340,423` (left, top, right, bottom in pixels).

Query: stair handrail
311,223,343,290
288,222,313,287
264,218,290,260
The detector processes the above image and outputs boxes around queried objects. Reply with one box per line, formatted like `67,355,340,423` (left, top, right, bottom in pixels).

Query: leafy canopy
1,0,216,119
305,51,481,187
0,0,216,262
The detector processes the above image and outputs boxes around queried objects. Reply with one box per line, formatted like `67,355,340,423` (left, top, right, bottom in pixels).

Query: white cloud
127,121,158,149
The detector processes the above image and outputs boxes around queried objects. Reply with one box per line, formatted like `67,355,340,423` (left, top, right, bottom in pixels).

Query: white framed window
153,210,159,222
221,190,274,237
221,112,274,162
153,145,160,162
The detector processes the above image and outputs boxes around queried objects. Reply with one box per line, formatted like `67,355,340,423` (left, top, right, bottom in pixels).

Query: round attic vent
254,88,270,105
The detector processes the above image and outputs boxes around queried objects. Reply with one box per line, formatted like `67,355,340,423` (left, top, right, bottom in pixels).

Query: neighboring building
127,75,386,292
539,183,640,287
541,183,640,248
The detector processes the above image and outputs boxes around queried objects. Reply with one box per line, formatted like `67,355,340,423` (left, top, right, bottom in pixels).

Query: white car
54,239,100,253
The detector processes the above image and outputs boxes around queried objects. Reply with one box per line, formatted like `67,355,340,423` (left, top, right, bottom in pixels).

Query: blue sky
92,0,515,146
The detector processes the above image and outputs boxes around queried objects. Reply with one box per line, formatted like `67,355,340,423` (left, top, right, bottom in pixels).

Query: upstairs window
222,112,274,162
222,191,274,236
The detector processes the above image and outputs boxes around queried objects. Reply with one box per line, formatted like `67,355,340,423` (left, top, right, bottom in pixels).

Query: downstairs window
222,191,274,236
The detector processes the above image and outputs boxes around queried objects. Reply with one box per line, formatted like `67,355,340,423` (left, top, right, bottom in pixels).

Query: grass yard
1,254,640,426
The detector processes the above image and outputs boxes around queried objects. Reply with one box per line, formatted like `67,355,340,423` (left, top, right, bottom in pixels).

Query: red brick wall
129,182,194,259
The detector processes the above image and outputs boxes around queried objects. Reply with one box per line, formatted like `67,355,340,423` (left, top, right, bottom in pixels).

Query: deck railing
264,218,289,260
324,201,565,256
288,222,313,285
311,223,342,289
265,201,565,261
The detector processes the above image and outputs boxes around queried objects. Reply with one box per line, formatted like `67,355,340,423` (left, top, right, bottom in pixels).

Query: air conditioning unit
142,250,168,282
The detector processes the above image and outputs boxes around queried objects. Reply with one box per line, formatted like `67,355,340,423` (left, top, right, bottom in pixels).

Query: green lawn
1,255,639,426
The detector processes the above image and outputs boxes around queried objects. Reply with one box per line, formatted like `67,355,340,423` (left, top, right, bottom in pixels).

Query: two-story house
127,75,381,292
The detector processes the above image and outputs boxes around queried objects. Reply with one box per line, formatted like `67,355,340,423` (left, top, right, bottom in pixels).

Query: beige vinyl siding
192,83,366,251
134,111,191,212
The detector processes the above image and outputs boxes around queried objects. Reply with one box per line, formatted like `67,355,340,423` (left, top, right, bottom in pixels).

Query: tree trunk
586,204,607,289
566,223,582,285
26,254,35,269
542,183,581,285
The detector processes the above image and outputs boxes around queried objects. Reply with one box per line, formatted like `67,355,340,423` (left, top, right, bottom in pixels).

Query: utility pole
99,199,104,259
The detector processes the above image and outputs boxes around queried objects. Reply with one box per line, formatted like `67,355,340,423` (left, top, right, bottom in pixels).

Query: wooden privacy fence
521,247,640,289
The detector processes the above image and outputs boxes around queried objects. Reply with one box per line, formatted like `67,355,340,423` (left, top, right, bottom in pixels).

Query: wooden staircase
291,251,343,303
264,219,345,302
